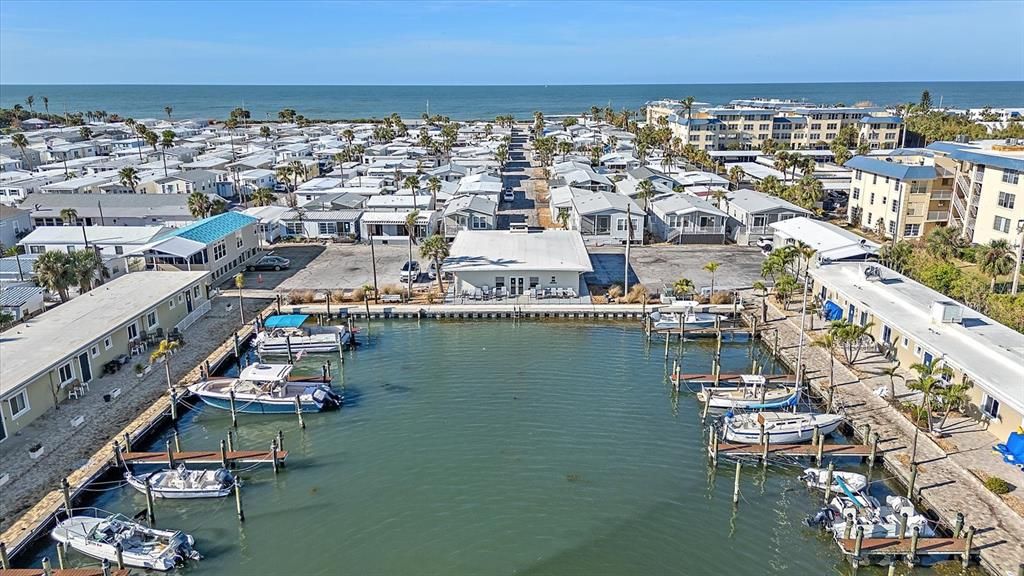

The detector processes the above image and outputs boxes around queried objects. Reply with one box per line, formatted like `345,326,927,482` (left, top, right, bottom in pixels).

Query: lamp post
1012,218,1024,295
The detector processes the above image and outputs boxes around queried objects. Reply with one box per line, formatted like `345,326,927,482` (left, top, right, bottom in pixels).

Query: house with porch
720,188,812,244
568,189,644,245
130,212,260,284
281,209,362,240
360,210,438,244
442,194,497,239
648,193,728,244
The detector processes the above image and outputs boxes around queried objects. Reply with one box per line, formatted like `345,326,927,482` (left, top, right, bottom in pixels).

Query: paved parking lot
586,244,765,292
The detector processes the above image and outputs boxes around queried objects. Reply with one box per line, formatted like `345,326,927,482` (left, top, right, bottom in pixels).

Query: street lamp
1012,218,1024,295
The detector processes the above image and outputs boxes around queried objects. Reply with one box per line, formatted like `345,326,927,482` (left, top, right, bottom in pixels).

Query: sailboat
697,375,801,410
723,411,844,444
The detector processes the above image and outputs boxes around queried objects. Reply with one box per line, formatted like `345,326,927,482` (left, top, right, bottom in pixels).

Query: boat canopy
263,314,309,329
238,363,292,382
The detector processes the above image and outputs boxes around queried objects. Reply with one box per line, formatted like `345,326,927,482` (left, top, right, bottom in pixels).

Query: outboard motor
805,507,834,528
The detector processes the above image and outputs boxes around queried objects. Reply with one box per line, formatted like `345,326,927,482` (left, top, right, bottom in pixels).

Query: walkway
764,299,1024,574
496,124,540,228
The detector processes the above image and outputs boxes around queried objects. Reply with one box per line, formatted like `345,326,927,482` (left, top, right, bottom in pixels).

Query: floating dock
119,449,287,466
836,536,974,563
714,442,871,458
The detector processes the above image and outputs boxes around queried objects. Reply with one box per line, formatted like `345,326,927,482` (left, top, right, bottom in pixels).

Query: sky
1,0,1022,85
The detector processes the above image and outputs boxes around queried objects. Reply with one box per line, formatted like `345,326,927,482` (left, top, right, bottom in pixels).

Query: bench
381,294,403,304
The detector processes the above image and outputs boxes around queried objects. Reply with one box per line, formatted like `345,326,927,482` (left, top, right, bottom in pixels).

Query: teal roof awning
160,212,257,244
263,314,309,329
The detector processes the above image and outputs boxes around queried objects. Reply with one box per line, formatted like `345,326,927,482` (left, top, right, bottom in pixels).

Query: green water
21,321,952,575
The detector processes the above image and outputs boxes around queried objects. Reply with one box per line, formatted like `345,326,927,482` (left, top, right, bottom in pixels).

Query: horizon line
3,80,1023,88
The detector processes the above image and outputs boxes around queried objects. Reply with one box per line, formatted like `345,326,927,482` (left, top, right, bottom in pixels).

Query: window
914,345,922,357
494,276,505,288
318,222,337,235
236,233,244,248
285,222,303,236
869,193,875,204
872,174,877,185
909,181,928,194
29,245,45,254
997,191,1015,209
902,336,909,348
471,215,488,229
90,345,99,358
903,224,921,237
104,337,112,350
178,294,184,303
982,394,1001,419
168,298,175,309
127,322,138,341
994,215,1011,233
529,276,539,288
193,286,200,298
1002,169,1019,184
58,362,74,384
7,391,29,419
887,220,896,235
550,276,557,285
855,170,862,180
147,311,158,328
212,241,227,261
891,199,898,213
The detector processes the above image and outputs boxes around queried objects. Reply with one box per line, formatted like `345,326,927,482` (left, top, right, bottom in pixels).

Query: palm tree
69,249,102,293
150,339,182,391
11,133,29,166
342,129,355,147
703,261,721,294
979,239,1015,291
42,96,49,114
260,125,272,141
79,126,93,140
276,166,294,192
811,333,837,388
164,106,173,120
405,209,420,299
727,166,744,190
756,175,783,196
25,95,34,112
251,187,277,207
159,130,176,176
827,320,875,365
752,280,768,322
187,191,212,218
403,175,420,196
556,209,570,230
879,364,901,404
672,277,694,299
118,166,139,192
558,140,572,161
288,160,306,190
234,273,246,324
680,95,696,122
924,226,961,259
33,251,74,302
937,378,973,430
60,208,79,227
427,176,442,211
144,130,158,153
907,359,954,432
419,234,450,294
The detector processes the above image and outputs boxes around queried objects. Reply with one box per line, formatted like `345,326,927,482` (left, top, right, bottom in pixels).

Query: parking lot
586,244,765,293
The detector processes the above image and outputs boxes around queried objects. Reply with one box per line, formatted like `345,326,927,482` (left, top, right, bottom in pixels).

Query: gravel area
585,244,766,292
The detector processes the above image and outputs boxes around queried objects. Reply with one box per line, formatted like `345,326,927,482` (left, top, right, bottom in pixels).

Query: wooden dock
672,373,796,384
836,537,971,557
0,570,132,576
120,449,287,466
716,442,871,458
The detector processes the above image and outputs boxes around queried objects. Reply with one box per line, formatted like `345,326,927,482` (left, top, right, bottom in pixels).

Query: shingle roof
160,212,257,244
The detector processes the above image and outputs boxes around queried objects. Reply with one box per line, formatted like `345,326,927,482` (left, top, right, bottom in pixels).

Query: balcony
929,191,952,200
926,211,949,222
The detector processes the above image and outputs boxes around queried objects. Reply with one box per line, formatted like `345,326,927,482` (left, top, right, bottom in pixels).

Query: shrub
287,289,317,304
350,287,366,302
901,402,930,428
425,290,439,304
607,284,623,300
623,284,648,304
983,476,1011,495
709,291,733,305
381,284,403,295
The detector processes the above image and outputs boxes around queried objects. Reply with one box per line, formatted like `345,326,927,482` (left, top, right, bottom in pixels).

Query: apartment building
845,154,953,241
928,140,1024,245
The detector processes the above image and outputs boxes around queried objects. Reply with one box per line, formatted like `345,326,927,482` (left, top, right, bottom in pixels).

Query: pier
0,570,132,576
119,449,287,466
713,442,871,458
836,536,972,560
672,373,797,385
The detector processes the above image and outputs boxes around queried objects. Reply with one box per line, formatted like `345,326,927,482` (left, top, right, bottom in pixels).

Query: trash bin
103,394,112,402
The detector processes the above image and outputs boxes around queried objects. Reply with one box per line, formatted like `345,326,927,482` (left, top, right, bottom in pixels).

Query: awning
128,236,206,258
824,300,844,321
263,314,309,329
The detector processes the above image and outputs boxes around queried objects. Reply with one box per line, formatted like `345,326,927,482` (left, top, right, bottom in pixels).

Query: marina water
2,82,1022,121
21,321,974,574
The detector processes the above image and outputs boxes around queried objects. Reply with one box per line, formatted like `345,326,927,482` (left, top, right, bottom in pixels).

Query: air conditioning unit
930,301,963,324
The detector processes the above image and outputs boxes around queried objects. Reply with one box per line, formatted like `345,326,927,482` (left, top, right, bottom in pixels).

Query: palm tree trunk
435,257,445,295
164,359,173,391
407,236,414,300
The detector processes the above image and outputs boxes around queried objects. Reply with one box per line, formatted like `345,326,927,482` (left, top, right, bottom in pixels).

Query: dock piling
954,512,964,538
0,541,8,569
56,542,66,569
843,516,852,540
663,331,669,358
761,435,769,465
227,429,235,452
815,434,825,466
710,430,719,465
112,440,123,468
233,331,241,369
220,439,229,469
861,424,871,447
229,390,238,428
60,477,72,518
101,559,112,576
294,396,305,429
173,429,181,453
277,429,284,452
907,526,920,565
42,556,51,576
271,439,280,474
286,334,293,364
910,427,919,465
853,526,864,568
907,462,918,500
732,461,741,505
962,526,974,568
115,542,125,569
823,461,835,503
897,512,908,540
235,481,245,522
122,431,132,452
144,477,155,526
165,439,174,468
170,388,178,421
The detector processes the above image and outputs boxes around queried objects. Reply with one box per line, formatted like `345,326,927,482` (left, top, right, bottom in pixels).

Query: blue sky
1,0,1022,85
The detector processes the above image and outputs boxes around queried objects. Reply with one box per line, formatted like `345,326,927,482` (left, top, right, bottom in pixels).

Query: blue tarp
823,301,844,321
263,314,309,329
995,431,1024,470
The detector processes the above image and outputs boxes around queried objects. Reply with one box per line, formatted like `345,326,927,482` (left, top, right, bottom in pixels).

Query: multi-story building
928,140,1024,245
845,154,952,241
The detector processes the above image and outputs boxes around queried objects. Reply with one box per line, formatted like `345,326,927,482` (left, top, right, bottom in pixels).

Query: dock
836,537,973,559
672,373,797,384
715,442,871,458
119,449,287,466
0,570,132,576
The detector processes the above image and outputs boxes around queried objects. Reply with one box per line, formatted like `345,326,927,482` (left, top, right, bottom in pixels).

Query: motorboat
188,363,342,414
651,300,721,331
807,482,936,538
51,512,201,571
697,375,801,410
125,466,235,499
255,314,352,355
799,467,868,493
723,411,843,444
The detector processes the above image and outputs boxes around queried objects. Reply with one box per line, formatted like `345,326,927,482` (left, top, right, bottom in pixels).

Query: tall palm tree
937,378,973,430
727,165,744,190
42,96,49,114
924,226,961,259
419,234,450,294
251,187,277,207
752,280,768,322
907,359,953,432
150,339,182,391
60,208,79,227
680,95,696,122
427,176,442,211
164,106,173,120
187,191,212,218
78,126,93,140
703,261,721,294
288,160,305,190
145,130,158,153
159,130,176,176
33,251,74,302
276,166,294,192
342,129,355,147
25,95,34,112
233,273,246,324
405,209,421,299
69,249,102,293
979,239,1015,291
11,133,30,166
879,364,900,403
403,175,420,196
118,166,139,193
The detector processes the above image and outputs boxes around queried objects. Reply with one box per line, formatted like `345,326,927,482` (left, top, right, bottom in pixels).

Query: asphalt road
585,244,765,292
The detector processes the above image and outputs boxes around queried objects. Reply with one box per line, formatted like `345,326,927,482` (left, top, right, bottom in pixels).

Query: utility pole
369,234,379,303
624,203,631,295
794,269,811,386
1012,219,1024,295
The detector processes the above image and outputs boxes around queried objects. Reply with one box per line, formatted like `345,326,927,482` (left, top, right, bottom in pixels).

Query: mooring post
0,541,8,569
824,461,835,503
758,420,766,445
322,363,328,383
60,477,72,517
170,388,178,421
843,516,852,540
277,429,284,452
227,428,236,452
898,512,908,540
853,526,864,567
42,556,52,576
710,428,719,465
220,439,229,469
868,433,878,468
701,393,711,421
115,542,125,569
954,512,964,538
101,558,112,576
338,332,345,365
123,431,132,452
173,429,181,453
229,389,238,428
235,481,245,522
204,360,211,381
295,396,305,429
816,433,825,466
907,462,917,500
761,433,769,467
910,427,919,465
908,526,920,566
664,330,669,358
271,439,280,474
233,331,241,369
826,383,835,412
962,526,974,568
732,460,741,505
286,334,293,364
811,425,819,449
112,440,123,469
56,541,66,569
861,423,871,446
144,477,155,526
165,439,175,468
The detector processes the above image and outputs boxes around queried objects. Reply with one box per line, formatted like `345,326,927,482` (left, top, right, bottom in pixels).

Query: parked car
400,260,420,282
249,254,290,271
503,188,515,202
427,261,438,280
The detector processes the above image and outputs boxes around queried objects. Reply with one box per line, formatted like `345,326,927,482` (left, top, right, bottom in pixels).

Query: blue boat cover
823,301,844,321
263,314,309,329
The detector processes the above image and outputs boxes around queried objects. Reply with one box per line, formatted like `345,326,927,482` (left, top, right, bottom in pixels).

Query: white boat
255,314,352,355
125,466,235,499
809,492,936,538
723,411,844,444
651,300,722,331
697,375,801,410
51,512,201,571
188,363,342,414
800,467,868,493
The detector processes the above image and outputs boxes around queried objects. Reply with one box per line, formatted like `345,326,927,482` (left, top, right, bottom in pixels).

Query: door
77,352,92,383
510,277,524,296
923,351,933,366
847,304,856,322
881,325,892,345
185,289,194,313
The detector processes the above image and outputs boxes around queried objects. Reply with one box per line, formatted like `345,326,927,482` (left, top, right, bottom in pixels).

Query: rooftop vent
863,265,883,281
930,301,963,324
509,222,530,233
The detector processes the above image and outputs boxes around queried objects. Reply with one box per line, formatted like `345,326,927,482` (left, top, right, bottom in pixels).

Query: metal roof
844,156,937,180
0,285,43,307
445,230,593,273
160,212,257,244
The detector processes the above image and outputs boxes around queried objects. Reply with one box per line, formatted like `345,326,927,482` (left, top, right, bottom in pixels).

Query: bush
983,476,1011,495
350,287,366,302
287,289,317,304
709,291,733,305
901,402,930,428
425,290,440,304
623,284,648,304
607,284,623,299
381,284,403,295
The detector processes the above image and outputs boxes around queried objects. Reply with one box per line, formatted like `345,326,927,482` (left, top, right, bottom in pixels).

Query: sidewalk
765,300,1024,574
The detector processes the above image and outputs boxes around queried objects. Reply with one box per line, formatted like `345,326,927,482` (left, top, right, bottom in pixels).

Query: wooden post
235,481,245,522
144,478,155,526
61,477,72,517
229,389,238,428
962,526,974,568
0,541,8,569
811,425,820,448
853,526,864,567
826,383,835,412
170,388,178,421
909,427,919,465
843,516,852,540
101,559,112,576
123,431,132,452
233,331,241,369
823,461,835,503
42,556,52,576
761,434,769,467
710,429,719,465
861,423,871,446
732,460,741,505
701,393,711,421
664,331,669,358
758,420,766,445
907,462,917,499
338,332,345,365
815,433,825,466
953,512,964,538
277,429,284,452
271,439,280,474
220,439,229,469
227,429,235,452
868,433,878,467
56,542,66,569
908,526,920,565
165,439,174,468
204,360,211,380
295,395,305,429
897,512,908,540
286,334,293,364
115,542,125,569
173,429,181,453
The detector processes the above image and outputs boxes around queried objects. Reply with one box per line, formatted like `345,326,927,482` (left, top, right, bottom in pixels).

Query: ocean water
17,320,971,575
1,82,1021,121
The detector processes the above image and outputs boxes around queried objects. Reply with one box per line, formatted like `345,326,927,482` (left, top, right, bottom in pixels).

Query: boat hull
125,470,234,499
51,516,197,572
700,387,800,410
192,393,328,414
724,414,843,444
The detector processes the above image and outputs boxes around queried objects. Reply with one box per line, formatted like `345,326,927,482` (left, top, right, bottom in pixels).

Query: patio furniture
534,288,544,300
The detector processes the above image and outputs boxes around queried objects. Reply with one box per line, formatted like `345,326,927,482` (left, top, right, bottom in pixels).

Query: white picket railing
175,300,212,332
